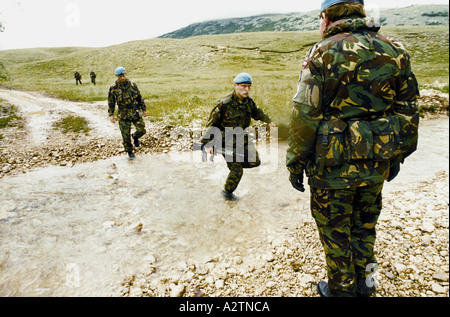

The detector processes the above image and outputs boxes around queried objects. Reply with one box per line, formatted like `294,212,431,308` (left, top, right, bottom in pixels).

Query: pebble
421,221,435,233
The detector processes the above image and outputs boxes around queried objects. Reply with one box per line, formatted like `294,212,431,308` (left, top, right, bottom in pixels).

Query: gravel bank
119,171,449,297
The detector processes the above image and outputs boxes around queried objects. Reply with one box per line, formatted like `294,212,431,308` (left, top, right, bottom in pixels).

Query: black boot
128,152,135,160
133,135,140,147
357,277,376,297
221,190,238,201
318,281,357,297
317,281,332,297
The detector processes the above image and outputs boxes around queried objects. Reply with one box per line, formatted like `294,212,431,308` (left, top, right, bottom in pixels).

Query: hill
159,5,449,39
0,26,449,135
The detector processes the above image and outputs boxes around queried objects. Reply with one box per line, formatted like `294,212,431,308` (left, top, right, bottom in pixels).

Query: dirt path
0,88,177,178
0,88,118,144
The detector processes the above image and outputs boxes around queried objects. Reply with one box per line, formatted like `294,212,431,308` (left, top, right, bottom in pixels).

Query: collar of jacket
323,17,380,39
116,78,131,89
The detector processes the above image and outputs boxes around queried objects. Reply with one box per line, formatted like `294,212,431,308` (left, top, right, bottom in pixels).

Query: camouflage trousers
118,117,146,153
224,142,261,194
310,182,383,296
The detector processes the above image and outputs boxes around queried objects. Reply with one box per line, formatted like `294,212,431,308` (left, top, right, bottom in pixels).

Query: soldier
201,73,276,200
286,0,420,297
74,70,82,85
90,69,97,85
108,66,147,160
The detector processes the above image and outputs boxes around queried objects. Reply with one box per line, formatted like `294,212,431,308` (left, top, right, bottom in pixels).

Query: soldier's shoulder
109,82,119,91
219,92,234,105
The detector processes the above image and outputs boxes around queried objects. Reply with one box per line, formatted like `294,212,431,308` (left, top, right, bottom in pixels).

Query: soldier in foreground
108,66,147,160
201,73,276,200
286,0,420,296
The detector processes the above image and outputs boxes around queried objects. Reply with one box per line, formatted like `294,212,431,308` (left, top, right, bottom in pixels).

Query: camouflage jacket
201,91,272,145
108,79,146,119
286,17,420,189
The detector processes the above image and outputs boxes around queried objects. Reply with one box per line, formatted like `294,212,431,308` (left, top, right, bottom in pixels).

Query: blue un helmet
321,0,364,12
234,73,252,84
115,66,126,76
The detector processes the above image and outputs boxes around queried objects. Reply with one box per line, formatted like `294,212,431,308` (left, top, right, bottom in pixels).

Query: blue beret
321,0,364,12
115,66,126,76
234,73,252,84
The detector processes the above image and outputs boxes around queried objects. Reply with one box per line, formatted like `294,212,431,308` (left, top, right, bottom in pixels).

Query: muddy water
0,118,448,296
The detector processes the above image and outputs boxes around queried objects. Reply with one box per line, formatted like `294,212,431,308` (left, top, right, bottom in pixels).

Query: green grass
1,26,448,132
53,115,90,134
0,100,22,129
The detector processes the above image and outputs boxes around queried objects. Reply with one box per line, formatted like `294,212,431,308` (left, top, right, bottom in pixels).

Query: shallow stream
0,118,448,296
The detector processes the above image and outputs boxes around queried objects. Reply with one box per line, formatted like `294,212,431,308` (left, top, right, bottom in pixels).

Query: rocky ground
118,170,449,298
0,89,449,297
0,120,181,178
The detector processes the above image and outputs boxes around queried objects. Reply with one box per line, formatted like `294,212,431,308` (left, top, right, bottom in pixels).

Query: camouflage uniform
202,91,272,194
74,71,82,85
90,71,96,85
108,79,147,153
286,17,420,296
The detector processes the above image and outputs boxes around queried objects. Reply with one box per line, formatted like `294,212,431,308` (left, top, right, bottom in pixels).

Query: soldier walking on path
90,69,97,85
286,0,420,297
201,73,276,200
74,70,82,85
108,66,147,160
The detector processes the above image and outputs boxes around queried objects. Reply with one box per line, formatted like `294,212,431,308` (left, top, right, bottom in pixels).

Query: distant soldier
74,70,82,85
90,69,97,85
201,73,276,200
286,0,420,297
108,66,147,160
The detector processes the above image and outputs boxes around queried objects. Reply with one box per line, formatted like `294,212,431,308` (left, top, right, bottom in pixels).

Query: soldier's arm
286,57,324,174
108,87,116,117
133,83,147,112
201,103,222,145
250,100,272,124
393,50,420,162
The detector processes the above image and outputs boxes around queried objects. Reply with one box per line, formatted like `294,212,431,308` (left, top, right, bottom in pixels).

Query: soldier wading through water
201,73,276,201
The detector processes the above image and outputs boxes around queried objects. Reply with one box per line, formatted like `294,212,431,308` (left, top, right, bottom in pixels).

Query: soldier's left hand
289,172,305,192
387,162,401,182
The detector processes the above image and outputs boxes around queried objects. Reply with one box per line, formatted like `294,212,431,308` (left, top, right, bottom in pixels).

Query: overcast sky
0,0,448,50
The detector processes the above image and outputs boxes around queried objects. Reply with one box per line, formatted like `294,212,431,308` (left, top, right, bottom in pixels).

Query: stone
431,283,446,294
421,221,435,233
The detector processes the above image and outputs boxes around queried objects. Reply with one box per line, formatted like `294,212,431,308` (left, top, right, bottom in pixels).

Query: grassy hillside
0,26,448,132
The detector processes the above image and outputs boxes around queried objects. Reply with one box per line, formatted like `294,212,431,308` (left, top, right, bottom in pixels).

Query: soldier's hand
268,122,276,128
289,172,305,192
387,162,401,182
109,115,116,124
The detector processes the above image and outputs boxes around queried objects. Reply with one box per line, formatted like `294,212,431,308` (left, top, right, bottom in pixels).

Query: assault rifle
193,142,245,162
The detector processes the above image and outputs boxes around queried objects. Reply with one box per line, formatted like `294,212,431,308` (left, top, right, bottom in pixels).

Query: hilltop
159,5,449,39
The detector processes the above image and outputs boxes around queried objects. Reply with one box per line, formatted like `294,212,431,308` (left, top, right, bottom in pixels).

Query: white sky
0,0,448,50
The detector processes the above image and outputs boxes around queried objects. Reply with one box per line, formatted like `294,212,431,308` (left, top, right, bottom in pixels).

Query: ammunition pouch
315,116,403,174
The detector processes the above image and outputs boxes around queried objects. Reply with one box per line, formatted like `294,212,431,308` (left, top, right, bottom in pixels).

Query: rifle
193,142,245,162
